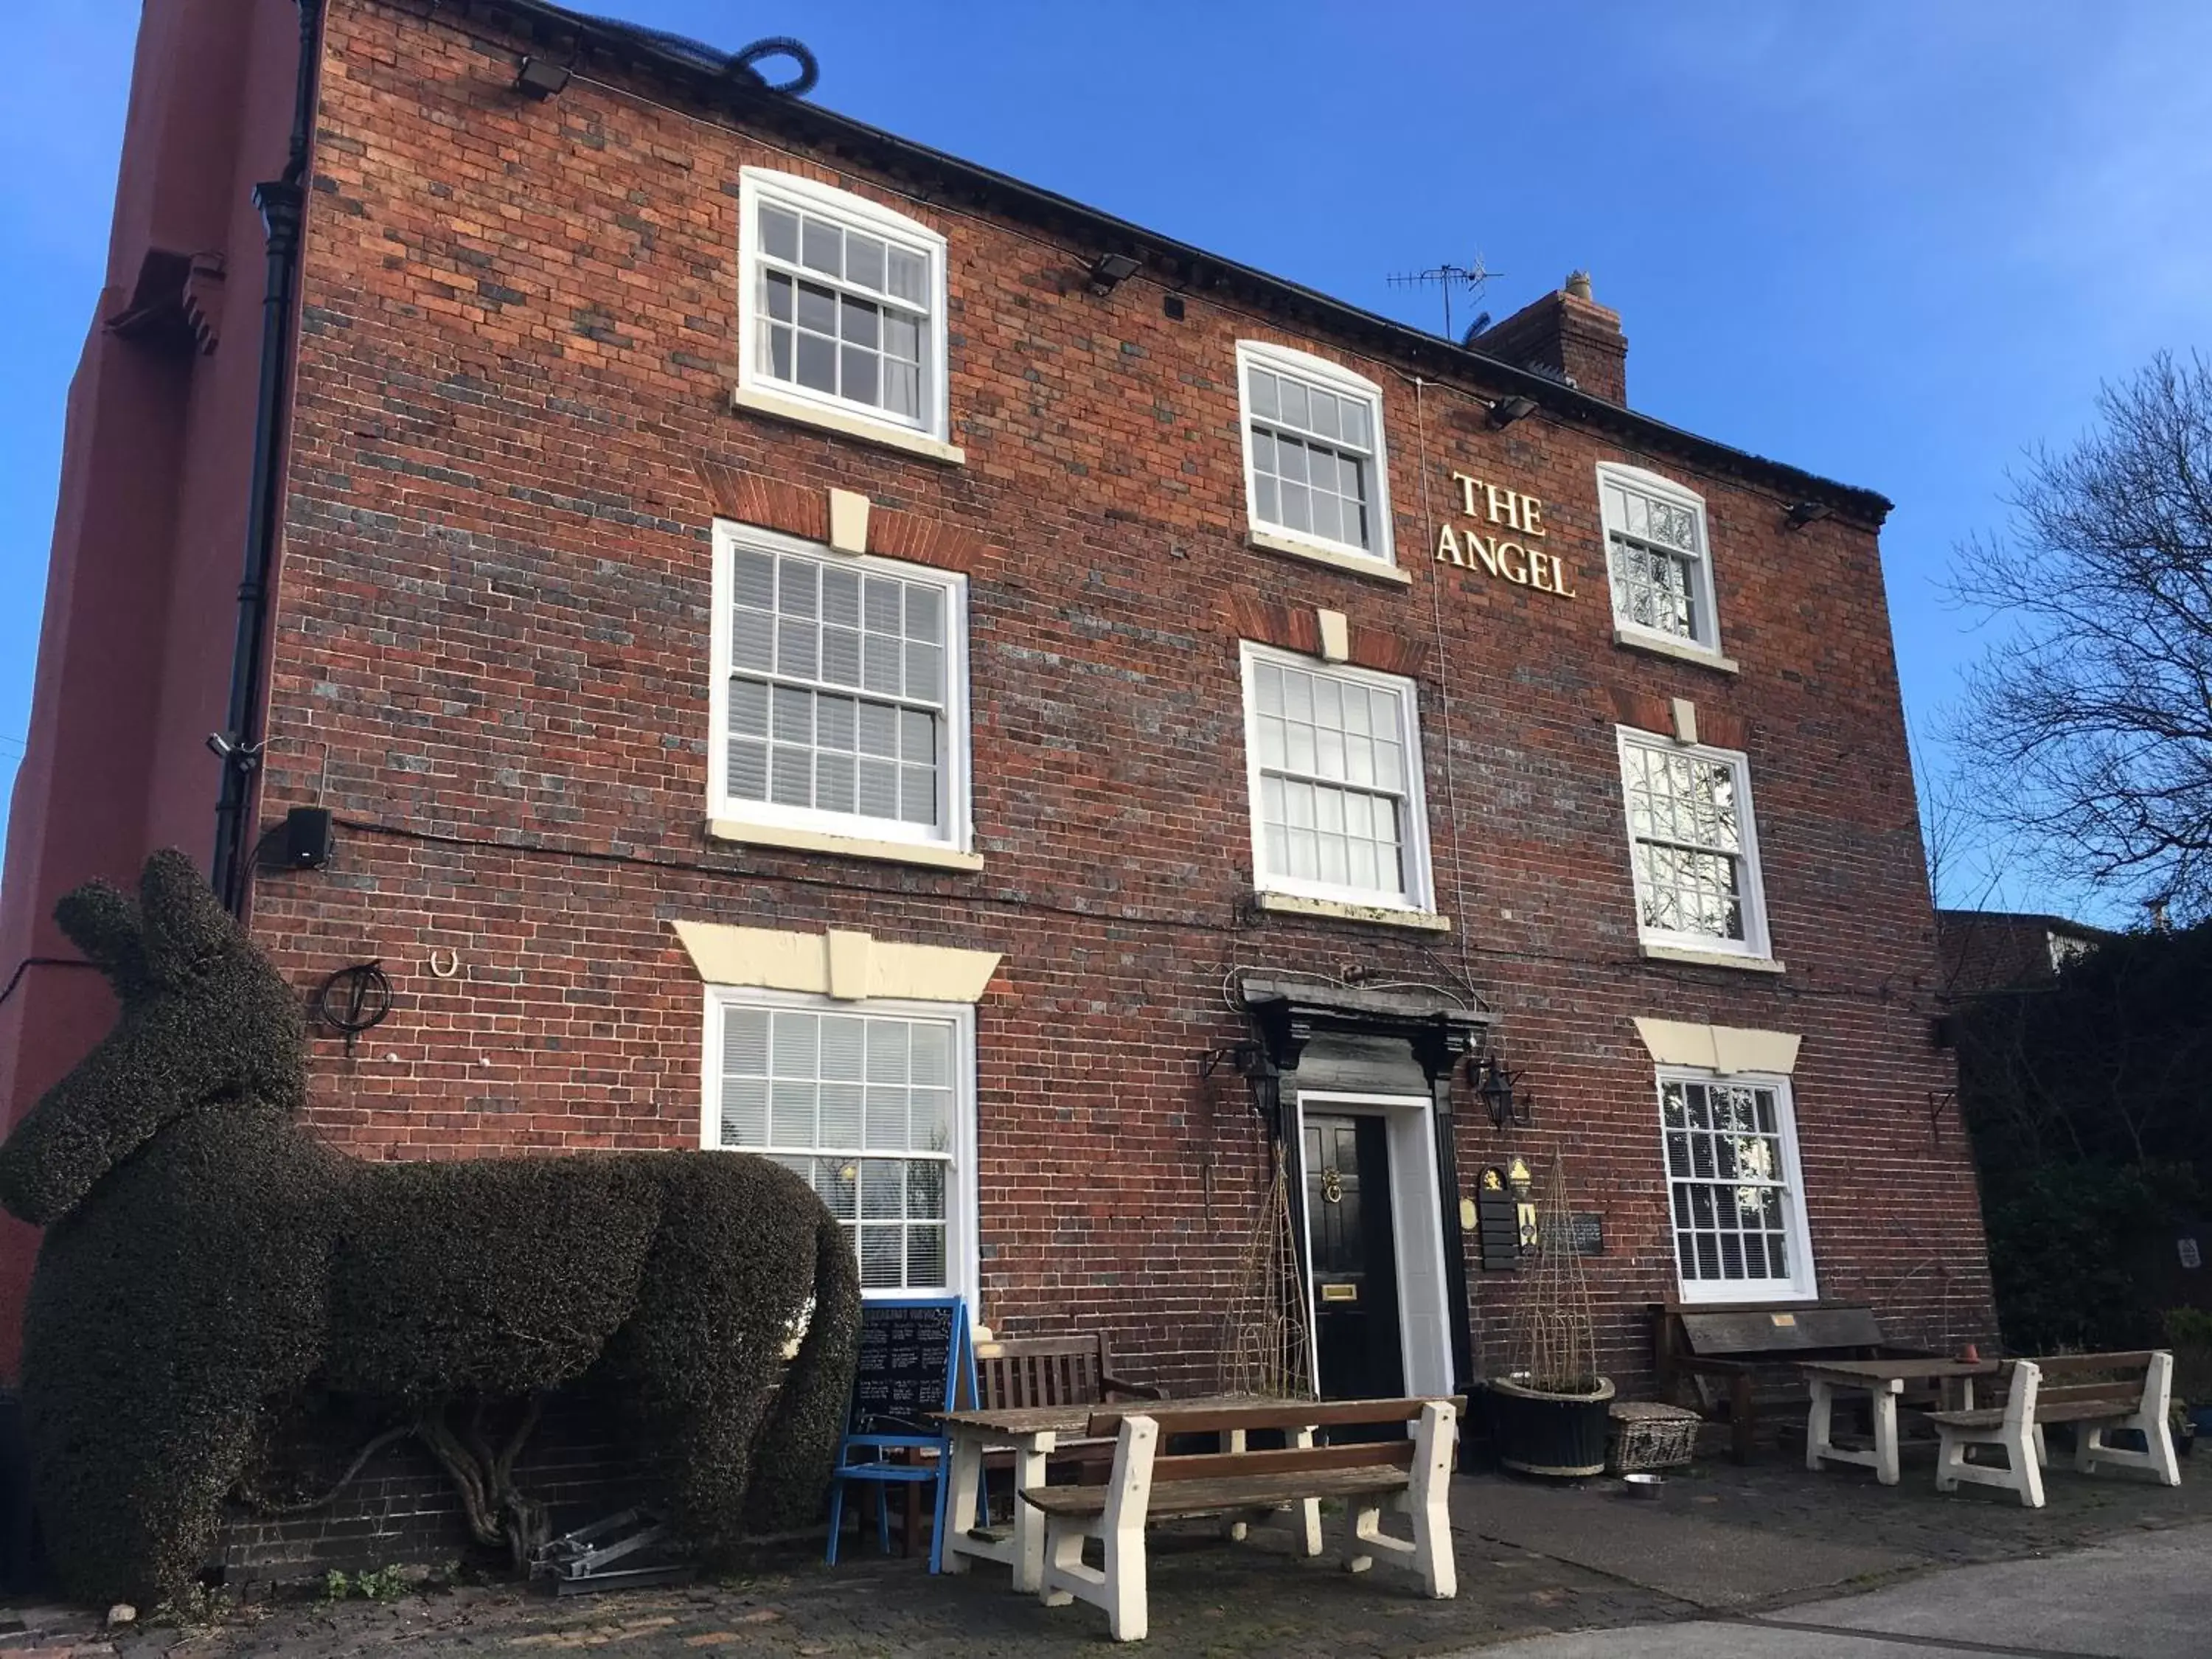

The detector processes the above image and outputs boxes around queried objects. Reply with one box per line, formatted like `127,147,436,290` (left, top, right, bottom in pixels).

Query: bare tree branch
1946,351,2212,920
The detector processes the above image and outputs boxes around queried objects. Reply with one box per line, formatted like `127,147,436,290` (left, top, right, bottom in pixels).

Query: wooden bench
1655,1301,1935,1462
1931,1350,2182,1508
1022,1397,1458,1643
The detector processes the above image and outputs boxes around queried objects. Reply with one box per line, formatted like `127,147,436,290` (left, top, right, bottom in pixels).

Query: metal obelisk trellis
1505,1157,1600,1393
1216,1139,1316,1399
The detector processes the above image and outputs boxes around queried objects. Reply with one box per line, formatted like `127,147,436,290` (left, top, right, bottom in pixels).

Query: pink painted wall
0,0,303,1374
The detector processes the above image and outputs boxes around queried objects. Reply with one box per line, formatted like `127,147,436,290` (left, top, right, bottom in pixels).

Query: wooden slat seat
1027,1397,1458,1642
1929,1398,2140,1432
1024,1465,1413,1521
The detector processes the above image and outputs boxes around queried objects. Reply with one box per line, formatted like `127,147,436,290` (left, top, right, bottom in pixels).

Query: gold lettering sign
1436,470,1576,598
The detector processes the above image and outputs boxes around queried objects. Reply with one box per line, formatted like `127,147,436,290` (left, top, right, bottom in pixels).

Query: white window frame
701,985,980,1308
1654,1067,1818,1304
1239,642,1436,913
1236,341,1396,568
1616,727,1773,963
1596,462,1723,657
737,168,951,445
708,518,973,853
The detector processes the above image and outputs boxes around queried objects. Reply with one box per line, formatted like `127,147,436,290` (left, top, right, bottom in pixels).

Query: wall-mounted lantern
1473,1049,1534,1131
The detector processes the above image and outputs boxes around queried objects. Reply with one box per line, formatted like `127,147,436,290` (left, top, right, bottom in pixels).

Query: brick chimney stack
1472,271,1629,406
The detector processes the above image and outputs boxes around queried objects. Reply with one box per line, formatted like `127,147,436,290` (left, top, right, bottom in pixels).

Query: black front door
1303,1113,1406,1401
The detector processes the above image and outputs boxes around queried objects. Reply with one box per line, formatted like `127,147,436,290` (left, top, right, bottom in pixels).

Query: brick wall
240,0,1993,1436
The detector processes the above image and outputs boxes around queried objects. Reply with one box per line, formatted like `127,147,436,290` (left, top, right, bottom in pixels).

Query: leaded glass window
1660,1075,1812,1296
1599,467,1716,647
714,1001,960,1293
1618,732,1769,956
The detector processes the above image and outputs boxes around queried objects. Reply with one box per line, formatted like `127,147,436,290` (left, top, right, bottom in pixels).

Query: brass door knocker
1320,1169,1344,1204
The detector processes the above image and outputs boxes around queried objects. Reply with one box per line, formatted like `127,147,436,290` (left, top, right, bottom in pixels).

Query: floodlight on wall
1086,253,1141,296
1487,395,1538,428
515,57,574,99
1787,500,1833,530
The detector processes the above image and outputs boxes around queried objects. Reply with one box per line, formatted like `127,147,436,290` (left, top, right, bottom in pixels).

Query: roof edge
429,0,1894,526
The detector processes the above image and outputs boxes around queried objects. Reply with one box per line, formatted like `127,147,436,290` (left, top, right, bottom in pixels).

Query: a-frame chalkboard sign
825,1295,976,1571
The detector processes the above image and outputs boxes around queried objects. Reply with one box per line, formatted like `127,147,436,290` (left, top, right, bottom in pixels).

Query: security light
1787,500,1833,529
515,57,574,99
1086,253,1141,296
1488,395,1538,428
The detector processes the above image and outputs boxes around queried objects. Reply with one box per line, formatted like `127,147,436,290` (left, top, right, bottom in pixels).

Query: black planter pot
1487,1374,1617,1477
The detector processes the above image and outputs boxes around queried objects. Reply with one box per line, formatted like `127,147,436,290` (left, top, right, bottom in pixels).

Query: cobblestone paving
5,1445,2205,1658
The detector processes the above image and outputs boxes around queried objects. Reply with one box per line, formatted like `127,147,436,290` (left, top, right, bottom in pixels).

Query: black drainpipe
212,0,324,913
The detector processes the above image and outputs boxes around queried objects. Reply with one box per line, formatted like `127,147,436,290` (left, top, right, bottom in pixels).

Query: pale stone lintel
1254,890,1453,933
1315,608,1351,664
728,384,967,465
1671,696,1699,746
673,919,1001,1004
1613,627,1740,675
1639,942,1787,975
1634,1017,1803,1077
1247,528,1413,585
707,817,984,872
827,488,871,554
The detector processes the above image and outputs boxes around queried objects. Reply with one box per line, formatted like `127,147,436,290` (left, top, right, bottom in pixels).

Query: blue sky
4,2,2209,919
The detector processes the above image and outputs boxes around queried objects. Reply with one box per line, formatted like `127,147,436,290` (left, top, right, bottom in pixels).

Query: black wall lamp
515,56,574,99
1472,1049,1534,1130
1487,395,1538,428
1787,500,1833,530
1086,253,1141,296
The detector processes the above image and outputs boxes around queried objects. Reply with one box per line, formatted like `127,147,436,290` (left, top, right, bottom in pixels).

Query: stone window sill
708,817,984,872
1640,942,1784,974
1253,891,1453,932
1248,529,1413,585
1614,627,1739,675
728,384,967,466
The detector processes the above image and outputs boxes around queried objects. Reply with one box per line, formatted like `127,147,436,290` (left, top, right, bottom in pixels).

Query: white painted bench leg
1934,1426,1966,1493
1344,1504,1381,1574
2076,1422,2104,1475
1011,1438,1052,1593
1873,1386,1901,1486
1805,1377,1834,1472
940,1431,980,1576
2032,1423,2048,1469
1290,1427,1322,1558
1100,1415,1156,1642
1038,1515,1084,1609
1410,1402,1458,1599
2014,1428,2046,1508
1222,1428,1248,1541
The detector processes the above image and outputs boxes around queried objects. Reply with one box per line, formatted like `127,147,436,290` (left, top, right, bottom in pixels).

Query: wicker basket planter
1607,1401,1700,1473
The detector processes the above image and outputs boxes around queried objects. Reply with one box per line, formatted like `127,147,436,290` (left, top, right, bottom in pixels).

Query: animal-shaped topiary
0,850,860,1605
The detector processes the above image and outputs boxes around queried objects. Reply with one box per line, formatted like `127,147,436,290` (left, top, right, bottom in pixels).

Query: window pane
760,204,799,262
846,234,886,293
887,246,928,305
795,331,836,392
801,215,841,276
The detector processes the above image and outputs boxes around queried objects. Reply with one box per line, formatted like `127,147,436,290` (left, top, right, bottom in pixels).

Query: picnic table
934,1394,1261,1592
1801,1356,1997,1485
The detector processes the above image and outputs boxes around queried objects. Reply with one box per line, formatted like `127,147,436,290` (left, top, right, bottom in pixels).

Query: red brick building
1,0,1996,1403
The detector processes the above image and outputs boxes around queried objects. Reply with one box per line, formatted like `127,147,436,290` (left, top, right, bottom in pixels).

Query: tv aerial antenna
1387,256,1498,344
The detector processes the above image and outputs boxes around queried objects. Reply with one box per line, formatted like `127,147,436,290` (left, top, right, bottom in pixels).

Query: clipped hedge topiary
0,851,860,1605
